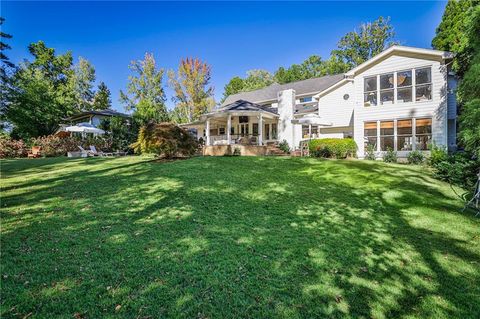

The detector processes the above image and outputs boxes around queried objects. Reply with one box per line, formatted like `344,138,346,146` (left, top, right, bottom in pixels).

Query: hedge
308,138,357,159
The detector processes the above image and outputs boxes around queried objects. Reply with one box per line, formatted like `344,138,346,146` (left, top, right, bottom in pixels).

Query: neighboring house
63,109,131,127
183,45,457,158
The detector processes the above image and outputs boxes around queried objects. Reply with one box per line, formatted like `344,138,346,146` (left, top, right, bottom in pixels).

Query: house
182,45,457,158
55,109,131,136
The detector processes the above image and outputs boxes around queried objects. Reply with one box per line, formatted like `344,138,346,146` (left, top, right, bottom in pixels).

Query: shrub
131,122,198,158
365,144,376,161
0,135,28,158
232,147,241,156
99,117,138,152
278,140,290,153
31,135,113,157
407,150,425,165
382,147,397,163
430,152,480,191
308,138,357,159
428,143,448,166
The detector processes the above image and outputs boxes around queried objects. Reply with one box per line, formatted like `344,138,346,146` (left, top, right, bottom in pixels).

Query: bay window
415,118,432,150
380,73,394,105
364,122,377,149
415,68,432,101
397,119,413,151
364,76,377,106
380,121,394,151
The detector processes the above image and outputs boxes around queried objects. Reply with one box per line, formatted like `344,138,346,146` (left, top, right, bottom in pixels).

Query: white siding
317,81,354,127
352,54,448,157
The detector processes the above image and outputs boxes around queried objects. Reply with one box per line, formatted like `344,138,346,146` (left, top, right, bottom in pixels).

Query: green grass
1,156,479,318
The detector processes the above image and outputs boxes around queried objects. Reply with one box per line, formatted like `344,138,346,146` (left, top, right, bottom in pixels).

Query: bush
428,143,448,166
308,138,357,159
31,135,113,157
131,122,198,158
278,140,290,153
0,135,28,158
383,147,397,163
365,144,376,160
407,150,425,165
99,117,138,152
430,152,480,191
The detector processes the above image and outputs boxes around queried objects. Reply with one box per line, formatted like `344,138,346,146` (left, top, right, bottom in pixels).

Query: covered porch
182,100,280,146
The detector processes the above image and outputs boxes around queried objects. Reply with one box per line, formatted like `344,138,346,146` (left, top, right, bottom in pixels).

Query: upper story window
364,76,377,106
415,68,432,101
364,67,432,107
299,96,313,103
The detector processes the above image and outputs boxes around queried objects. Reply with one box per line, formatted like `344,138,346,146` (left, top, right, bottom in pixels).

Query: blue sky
3,1,447,111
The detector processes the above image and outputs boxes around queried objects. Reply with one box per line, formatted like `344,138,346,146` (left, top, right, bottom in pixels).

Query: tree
221,76,245,102
433,1,480,156
242,69,274,91
4,41,78,138
332,16,397,68
120,53,169,124
92,82,112,110
168,57,215,123
72,57,96,110
0,17,14,128
0,17,14,79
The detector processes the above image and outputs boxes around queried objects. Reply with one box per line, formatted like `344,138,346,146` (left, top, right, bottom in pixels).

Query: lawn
1,156,479,318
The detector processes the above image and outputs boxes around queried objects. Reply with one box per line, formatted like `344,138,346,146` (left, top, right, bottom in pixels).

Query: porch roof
207,100,279,117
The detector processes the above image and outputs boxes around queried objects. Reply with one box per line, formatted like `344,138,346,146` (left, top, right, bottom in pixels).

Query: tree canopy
92,81,112,110
168,57,215,123
120,53,169,124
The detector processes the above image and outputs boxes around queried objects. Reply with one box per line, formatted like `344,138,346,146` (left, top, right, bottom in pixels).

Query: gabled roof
222,74,344,106
345,45,454,77
212,100,278,115
65,109,131,121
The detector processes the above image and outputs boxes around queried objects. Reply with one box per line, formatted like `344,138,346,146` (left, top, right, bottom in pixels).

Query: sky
2,1,447,112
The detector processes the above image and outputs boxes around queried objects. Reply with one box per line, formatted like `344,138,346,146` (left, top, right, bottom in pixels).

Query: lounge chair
28,146,42,158
89,145,113,157
78,146,95,157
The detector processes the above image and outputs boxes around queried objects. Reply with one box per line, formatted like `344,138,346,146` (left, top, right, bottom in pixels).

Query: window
380,73,394,105
239,116,249,123
364,122,377,150
397,119,413,151
380,121,394,151
299,96,313,103
271,123,277,139
416,118,432,150
219,127,225,135
364,76,377,106
302,125,310,138
415,68,432,101
252,123,259,136
397,70,413,103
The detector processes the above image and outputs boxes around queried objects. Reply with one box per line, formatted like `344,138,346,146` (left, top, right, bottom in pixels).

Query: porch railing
207,134,261,146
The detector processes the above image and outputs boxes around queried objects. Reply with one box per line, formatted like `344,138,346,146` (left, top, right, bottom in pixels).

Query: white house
183,46,457,158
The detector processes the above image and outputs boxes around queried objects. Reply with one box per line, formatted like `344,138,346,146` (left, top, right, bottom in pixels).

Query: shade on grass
1,156,479,318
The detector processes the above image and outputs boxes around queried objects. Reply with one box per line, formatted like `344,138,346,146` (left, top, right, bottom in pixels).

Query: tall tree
0,17,14,128
72,57,96,110
120,53,169,124
4,41,77,138
0,17,14,79
332,16,397,68
433,0,480,156
168,57,215,123
221,76,245,102
242,69,274,91
92,81,112,110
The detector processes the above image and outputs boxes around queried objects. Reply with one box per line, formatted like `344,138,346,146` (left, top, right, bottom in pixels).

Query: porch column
227,114,232,145
206,118,210,146
258,113,263,146
309,125,312,139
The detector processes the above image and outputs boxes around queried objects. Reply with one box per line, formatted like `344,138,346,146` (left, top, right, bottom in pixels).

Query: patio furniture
28,146,42,158
90,145,113,157
78,146,95,157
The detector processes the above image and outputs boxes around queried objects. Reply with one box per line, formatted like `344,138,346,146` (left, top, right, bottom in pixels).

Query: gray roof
214,100,278,115
222,74,345,106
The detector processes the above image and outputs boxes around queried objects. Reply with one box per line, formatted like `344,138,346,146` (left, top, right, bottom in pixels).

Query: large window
364,118,432,151
415,68,432,101
271,123,278,139
252,123,259,136
364,122,377,149
380,121,394,151
299,96,313,103
397,119,413,151
364,76,377,106
397,70,413,103
364,67,431,106
380,73,394,105
415,118,432,150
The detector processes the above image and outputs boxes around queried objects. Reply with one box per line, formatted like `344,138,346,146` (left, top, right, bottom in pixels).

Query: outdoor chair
27,146,42,158
90,145,113,157
78,146,95,157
